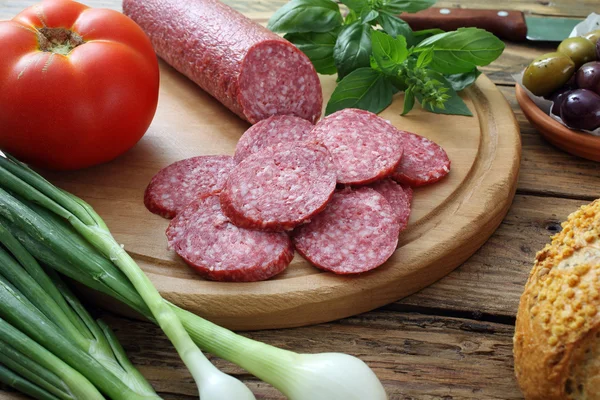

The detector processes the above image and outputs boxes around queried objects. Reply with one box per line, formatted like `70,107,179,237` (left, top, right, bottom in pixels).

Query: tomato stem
37,28,84,56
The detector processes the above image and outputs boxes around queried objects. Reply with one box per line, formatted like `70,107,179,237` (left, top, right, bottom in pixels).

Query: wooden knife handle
400,8,527,42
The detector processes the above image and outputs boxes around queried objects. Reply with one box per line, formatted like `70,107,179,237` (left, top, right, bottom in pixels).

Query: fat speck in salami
123,0,322,124
166,195,294,282
371,179,411,231
144,155,234,219
292,188,400,274
391,131,450,186
221,141,336,231
234,115,315,163
311,109,404,185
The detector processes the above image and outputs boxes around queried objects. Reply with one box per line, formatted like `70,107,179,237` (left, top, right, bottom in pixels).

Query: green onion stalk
0,318,104,400
0,154,387,400
0,220,159,399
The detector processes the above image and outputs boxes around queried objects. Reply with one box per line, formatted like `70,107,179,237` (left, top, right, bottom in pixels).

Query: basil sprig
267,0,505,116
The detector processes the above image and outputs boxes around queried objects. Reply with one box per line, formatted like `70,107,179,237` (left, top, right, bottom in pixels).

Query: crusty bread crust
514,199,600,399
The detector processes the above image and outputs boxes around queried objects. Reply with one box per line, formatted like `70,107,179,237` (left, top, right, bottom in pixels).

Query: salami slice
292,188,400,274
311,109,404,185
166,195,294,282
371,179,411,231
221,142,336,231
234,115,315,164
123,0,322,124
402,184,414,204
144,155,234,219
391,131,451,186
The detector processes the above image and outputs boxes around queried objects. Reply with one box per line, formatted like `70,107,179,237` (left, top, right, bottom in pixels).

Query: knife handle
400,8,527,42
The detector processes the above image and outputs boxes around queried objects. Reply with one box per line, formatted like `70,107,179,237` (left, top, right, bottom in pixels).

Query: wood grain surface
1,0,599,399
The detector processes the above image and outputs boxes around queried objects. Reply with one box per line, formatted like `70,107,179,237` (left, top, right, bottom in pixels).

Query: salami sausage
311,109,404,185
292,188,400,274
221,141,336,231
123,0,322,124
371,179,411,231
234,115,315,164
391,131,451,186
166,195,294,282
144,155,234,219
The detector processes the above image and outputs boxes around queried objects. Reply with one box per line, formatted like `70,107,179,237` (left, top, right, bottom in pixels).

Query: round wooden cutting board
47,61,521,330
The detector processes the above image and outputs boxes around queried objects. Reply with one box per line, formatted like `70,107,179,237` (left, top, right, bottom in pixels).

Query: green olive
557,37,596,68
522,52,575,97
583,29,600,46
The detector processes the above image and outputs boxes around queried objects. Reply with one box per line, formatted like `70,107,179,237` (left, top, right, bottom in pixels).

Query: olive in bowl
557,37,597,68
523,52,575,97
584,30,600,46
548,87,573,115
560,89,600,131
576,61,600,95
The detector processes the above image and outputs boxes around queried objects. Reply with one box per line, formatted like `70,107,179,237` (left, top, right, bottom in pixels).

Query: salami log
123,0,322,124
371,179,411,231
234,115,315,164
311,109,404,185
144,155,234,219
166,195,294,282
391,131,451,186
221,141,336,231
292,188,400,274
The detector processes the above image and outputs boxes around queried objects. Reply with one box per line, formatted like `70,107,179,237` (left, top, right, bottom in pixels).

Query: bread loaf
514,199,600,399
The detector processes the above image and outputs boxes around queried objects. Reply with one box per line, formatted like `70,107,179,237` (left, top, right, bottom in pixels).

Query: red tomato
0,0,159,170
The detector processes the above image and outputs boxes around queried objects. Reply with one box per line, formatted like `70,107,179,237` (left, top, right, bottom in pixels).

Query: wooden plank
0,311,522,399
394,194,590,318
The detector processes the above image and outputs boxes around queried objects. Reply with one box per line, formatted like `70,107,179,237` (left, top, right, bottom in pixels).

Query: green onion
0,154,387,400
0,221,158,399
0,155,254,399
0,318,104,400
0,364,62,400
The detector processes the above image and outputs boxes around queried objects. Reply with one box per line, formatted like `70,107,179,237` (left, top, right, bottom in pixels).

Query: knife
399,8,583,42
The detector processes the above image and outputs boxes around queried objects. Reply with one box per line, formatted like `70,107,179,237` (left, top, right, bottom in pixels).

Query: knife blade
398,8,582,42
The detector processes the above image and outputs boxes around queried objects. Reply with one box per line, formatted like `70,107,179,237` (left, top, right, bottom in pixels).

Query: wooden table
1,1,599,399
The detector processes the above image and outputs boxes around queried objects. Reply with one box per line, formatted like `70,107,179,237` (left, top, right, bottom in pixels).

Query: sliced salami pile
144,108,451,281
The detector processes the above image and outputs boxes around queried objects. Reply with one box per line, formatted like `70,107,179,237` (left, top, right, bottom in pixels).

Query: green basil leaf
416,71,472,116
415,28,505,74
402,87,415,115
377,11,415,45
285,30,339,75
444,68,482,91
268,0,343,33
390,75,408,91
345,9,359,24
413,28,445,44
333,22,373,79
325,67,395,115
340,0,369,13
361,9,380,24
371,30,408,75
380,0,436,14
370,55,381,71
416,47,433,68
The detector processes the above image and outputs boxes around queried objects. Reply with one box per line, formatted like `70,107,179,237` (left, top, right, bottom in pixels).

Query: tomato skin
0,0,160,170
